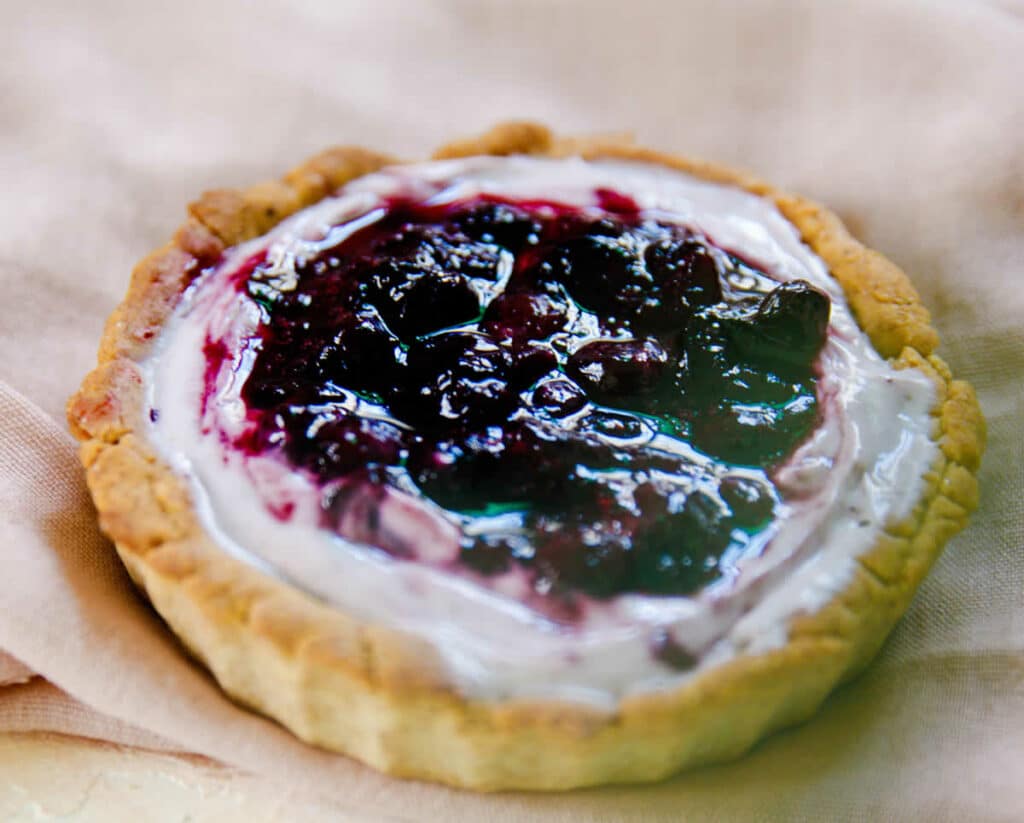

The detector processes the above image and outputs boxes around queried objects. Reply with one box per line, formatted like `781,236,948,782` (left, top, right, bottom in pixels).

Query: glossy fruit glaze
215,193,831,605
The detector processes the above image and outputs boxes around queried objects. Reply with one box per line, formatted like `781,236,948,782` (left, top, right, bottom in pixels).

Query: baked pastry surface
68,123,984,791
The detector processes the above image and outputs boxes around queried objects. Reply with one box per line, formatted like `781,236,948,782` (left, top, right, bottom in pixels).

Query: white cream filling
143,157,937,706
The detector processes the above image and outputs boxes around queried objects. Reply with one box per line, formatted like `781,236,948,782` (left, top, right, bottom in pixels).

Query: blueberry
444,238,508,281
390,272,480,337
676,303,814,405
411,422,580,509
396,332,515,427
571,539,632,599
719,474,775,525
362,257,431,301
530,494,634,599
459,538,513,575
690,393,817,465
677,339,810,407
367,229,503,297
409,431,503,509
242,322,334,408
242,374,318,410
481,291,568,342
755,280,830,361
316,305,402,391
651,630,698,670
566,338,668,398
496,423,588,502
283,411,407,480
234,198,817,603
580,410,651,442
532,528,631,600
553,233,652,317
505,260,573,301
509,342,558,388
369,223,446,260
532,378,588,417
629,490,729,595
450,202,541,251
642,238,723,328
552,214,624,240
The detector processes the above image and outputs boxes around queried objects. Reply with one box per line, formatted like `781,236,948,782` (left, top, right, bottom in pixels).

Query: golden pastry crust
68,122,985,791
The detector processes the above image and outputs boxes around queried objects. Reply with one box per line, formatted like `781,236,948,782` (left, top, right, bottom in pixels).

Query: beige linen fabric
0,0,1021,819
0,652,33,687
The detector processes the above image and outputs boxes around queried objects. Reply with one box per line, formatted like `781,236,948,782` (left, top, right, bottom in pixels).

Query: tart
68,123,984,791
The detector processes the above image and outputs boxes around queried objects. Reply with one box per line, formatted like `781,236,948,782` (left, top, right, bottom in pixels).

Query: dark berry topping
629,490,729,595
720,474,776,526
580,409,652,443
389,272,481,337
642,239,723,327
299,413,407,480
553,232,650,318
754,280,831,361
481,291,568,342
532,378,588,417
509,341,559,387
225,192,832,609
397,332,516,427
566,338,668,398
532,517,632,600
651,630,698,670
316,306,402,393
451,202,541,251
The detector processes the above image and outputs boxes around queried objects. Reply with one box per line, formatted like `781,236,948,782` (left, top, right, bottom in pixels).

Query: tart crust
68,123,985,791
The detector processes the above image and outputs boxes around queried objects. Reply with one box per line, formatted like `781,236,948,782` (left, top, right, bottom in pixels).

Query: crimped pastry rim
67,122,985,791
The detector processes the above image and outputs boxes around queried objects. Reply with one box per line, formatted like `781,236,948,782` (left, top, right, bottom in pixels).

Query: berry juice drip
231,194,831,602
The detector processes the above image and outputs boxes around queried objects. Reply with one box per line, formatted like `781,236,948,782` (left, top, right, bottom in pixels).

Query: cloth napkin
1,0,1021,819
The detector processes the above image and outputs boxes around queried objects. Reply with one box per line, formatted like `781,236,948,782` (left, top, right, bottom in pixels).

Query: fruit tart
68,123,985,790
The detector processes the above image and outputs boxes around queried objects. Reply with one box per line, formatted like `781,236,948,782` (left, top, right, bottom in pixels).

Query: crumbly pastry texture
67,122,985,791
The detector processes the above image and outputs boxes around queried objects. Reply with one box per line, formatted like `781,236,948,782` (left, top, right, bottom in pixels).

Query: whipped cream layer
143,156,937,706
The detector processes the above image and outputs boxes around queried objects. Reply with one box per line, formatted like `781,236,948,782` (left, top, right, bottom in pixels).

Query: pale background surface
0,0,1021,820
